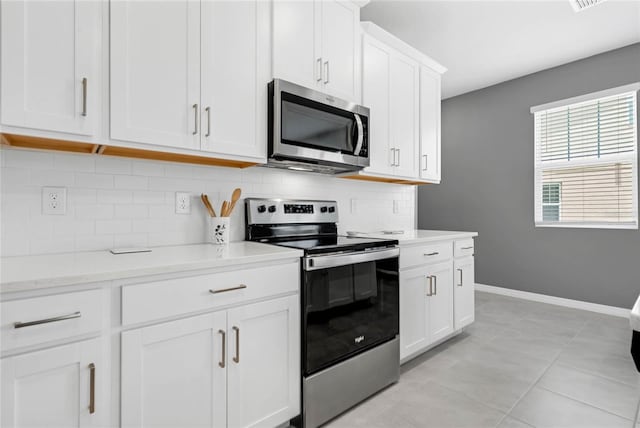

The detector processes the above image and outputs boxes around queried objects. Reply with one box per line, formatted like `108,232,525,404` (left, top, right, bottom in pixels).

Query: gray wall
418,43,640,308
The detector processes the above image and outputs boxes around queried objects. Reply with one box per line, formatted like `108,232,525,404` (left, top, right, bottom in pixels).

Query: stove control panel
246,199,338,224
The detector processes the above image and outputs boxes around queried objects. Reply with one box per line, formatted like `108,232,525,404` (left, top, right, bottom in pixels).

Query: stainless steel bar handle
218,329,226,368
426,276,433,296
323,61,329,84
423,154,428,171
192,104,199,135
14,311,81,329
304,247,400,271
457,268,463,286
396,148,400,166
316,58,322,82
423,252,439,257
433,275,437,295
232,326,240,363
461,246,474,250
209,284,247,294
81,78,88,117
353,114,364,155
390,148,395,166
205,107,211,137
88,363,96,414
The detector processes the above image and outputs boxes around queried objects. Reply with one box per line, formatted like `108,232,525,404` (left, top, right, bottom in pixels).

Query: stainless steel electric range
245,198,400,428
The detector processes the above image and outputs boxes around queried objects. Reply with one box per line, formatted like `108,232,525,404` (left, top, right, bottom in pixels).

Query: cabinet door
427,262,454,343
321,0,360,102
389,51,420,179
399,267,430,361
200,0,269,160
420,66,442,182
454,257,475,329
361,35,393,175
227,295,300,428
121,312,227,428
110,0,200,149
0,0,100,135
272,0,320,90
1,338,105,428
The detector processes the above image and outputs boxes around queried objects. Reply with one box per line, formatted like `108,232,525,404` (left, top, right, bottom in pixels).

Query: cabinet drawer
1,289,104,352
400,241,453,270
454,239,475,258
122,262,299,325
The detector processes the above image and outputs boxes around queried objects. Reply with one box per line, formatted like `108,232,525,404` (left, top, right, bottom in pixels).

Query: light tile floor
326,291,640,428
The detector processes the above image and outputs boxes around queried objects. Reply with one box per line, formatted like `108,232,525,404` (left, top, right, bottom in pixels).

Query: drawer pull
209,285,247,294
232,326,240,364
424,252,439,256
88,363,96,414
461,246,473,250
14,311,81,329
218,329,226,368
457,268,463,286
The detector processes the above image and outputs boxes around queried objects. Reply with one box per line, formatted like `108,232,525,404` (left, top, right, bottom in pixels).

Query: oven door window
281,92,360,154
303,258,399,376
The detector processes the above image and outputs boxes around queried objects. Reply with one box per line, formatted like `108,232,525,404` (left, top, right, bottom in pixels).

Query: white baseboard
475,283,630,318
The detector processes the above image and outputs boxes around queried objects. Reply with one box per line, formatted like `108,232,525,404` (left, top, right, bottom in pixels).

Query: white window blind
532,84,639,229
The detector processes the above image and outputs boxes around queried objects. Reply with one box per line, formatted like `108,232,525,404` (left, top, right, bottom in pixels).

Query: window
531,83,639,229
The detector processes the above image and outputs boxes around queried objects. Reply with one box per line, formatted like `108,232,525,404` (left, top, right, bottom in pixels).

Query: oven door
302,248,399,376
270,79,369,169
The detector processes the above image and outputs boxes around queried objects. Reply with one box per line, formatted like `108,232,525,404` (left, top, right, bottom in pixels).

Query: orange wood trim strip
340,174,432,186
1,133,96,153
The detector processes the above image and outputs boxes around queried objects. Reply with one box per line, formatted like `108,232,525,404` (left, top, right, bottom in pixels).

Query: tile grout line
494,318,591,427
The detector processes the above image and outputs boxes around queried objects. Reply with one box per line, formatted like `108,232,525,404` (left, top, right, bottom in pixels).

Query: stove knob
320,206,328,213
257,205,266,213
268,205,276,213
328,206,335,213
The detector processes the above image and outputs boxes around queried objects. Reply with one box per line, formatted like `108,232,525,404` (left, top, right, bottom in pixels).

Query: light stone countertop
0,242,303,293
348,229,478,245
632,294,640,331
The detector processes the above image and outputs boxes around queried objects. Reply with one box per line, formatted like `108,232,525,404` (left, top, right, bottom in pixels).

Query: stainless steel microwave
268,79,370,174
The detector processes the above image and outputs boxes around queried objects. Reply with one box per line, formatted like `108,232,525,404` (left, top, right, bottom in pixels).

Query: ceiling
361,0,640,99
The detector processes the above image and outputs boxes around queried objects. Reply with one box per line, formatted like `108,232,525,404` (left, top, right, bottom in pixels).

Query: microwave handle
353,113,364,156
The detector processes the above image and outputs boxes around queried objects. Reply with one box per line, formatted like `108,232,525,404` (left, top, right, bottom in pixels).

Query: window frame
531,83,640,230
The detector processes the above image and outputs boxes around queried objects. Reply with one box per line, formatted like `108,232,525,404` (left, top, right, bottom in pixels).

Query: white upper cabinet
357,22,446,184
389,51,419,179
362,34,419,178
200,0,269,159
420,66,442,183
272,0,362,103
1,0,101,136
111,0,268,160
110,1,201,150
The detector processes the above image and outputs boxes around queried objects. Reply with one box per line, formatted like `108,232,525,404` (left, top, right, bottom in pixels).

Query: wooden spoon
201,194,215,217
221,201,229,217
227,188,242,217
203,194,216,217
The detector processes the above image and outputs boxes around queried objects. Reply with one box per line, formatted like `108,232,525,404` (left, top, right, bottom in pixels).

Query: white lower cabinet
121,294,300,428
1,337,106,428
399,238,475,363
399,261,453,361
227,295,300,428
454,256,475,329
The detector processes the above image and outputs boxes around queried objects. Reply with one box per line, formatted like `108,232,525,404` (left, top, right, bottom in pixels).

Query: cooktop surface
273,235,398,255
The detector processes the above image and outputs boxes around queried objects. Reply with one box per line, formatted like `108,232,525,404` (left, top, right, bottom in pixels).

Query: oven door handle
304,247,399,271
353,113,364,156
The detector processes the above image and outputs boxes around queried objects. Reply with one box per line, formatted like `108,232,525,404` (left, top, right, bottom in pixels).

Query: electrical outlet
350,198,357,214
175,192,191,214
393,200,399,214
42,187,67,215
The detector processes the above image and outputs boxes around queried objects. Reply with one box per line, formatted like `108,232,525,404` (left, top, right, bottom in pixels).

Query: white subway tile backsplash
114,175,148,190
95,157,133,175
75,173,114,189
1,148,416,256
